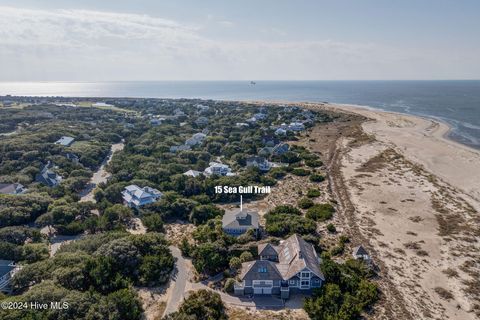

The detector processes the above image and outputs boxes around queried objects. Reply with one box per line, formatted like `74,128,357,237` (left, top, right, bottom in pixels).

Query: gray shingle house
272,143,290,156
35,162,62,187
222,209,259,237
0,183,27,195
246,156,271,172
235,234,324,298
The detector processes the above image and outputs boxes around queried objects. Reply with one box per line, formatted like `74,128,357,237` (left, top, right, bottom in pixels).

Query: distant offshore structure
250,81,256,85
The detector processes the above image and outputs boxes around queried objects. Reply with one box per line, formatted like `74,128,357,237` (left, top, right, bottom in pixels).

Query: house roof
239,260,283,281
55,136,75,146
258,243,279,257
0,183,24,195
353,245,369,256
277,234,324,280
239,234,324,282
222,209,259,230
124,185,161,199
183,170,203,177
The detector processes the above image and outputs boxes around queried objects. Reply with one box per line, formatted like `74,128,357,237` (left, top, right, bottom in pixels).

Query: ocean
1,80,479,150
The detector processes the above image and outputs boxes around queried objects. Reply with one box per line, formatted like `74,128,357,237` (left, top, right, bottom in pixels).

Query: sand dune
317,103,480,320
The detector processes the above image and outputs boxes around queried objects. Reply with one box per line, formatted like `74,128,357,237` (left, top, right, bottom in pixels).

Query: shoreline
315,102,480,205
324,102,479,154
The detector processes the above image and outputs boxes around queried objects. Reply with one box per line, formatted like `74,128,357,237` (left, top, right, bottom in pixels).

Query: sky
0,0,479,81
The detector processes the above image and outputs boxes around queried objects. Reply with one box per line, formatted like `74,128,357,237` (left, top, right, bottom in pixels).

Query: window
258,267,267,273
313,279,320,283
289,280,295,285
301,280,309,286
301,272,310,278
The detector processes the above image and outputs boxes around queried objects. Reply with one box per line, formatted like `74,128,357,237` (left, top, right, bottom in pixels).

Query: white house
288,122,305,131
122,185,162,208
204,162,234,176
185,133,207,147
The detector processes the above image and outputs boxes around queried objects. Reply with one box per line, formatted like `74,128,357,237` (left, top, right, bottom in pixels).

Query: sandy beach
299,103,480,320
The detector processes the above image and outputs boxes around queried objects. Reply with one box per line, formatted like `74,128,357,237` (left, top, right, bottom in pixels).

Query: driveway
163,246,189,316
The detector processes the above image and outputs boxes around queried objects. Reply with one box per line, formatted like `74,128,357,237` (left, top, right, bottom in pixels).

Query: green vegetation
310,173,325,182
164,289,227,320
326,223,337,233
306,203,335,221
265,205,317,237
0,98,341,318
304,257,378,320
306,188,322,198
298,197,314,209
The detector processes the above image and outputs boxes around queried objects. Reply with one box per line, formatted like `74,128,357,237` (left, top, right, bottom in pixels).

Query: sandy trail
79,141,124,203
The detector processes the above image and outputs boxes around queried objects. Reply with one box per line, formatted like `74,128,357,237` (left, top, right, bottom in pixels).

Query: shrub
326,223,336,233
305,159,323,168
224,278,235,293
269,168,287,179
331,243,345,256
229,257,242,270
239,251,253,262
310,173,325,182
268,205,302,215
298,197,314,209
169,289,227,320
142,214,164,232
306,189,321,198
265,214,317,237
306,204,335,221
292,168,310,176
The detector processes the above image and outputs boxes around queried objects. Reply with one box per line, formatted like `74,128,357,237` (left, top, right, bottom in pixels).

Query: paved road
163,246,189,316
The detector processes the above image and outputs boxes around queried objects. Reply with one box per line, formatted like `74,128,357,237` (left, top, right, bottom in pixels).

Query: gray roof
277,234,324,280
353,245,369,256
222,209,259,230
258,243,278,257
55,136,75,146
239,260,283,281
35,163,62,187
239,234,324,282
0,183,25,195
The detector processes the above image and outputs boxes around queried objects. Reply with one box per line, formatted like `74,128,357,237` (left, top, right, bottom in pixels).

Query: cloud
0,6,478,80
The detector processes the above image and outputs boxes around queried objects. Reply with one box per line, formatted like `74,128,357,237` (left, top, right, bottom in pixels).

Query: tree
192,242,228,275
224,278,235,293
189,204,223,225
229,257,241,270
239,251,253,262
142,214,164,232
165,289,227,320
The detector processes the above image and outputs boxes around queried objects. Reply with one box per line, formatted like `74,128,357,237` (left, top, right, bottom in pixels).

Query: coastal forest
0,98,378,320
